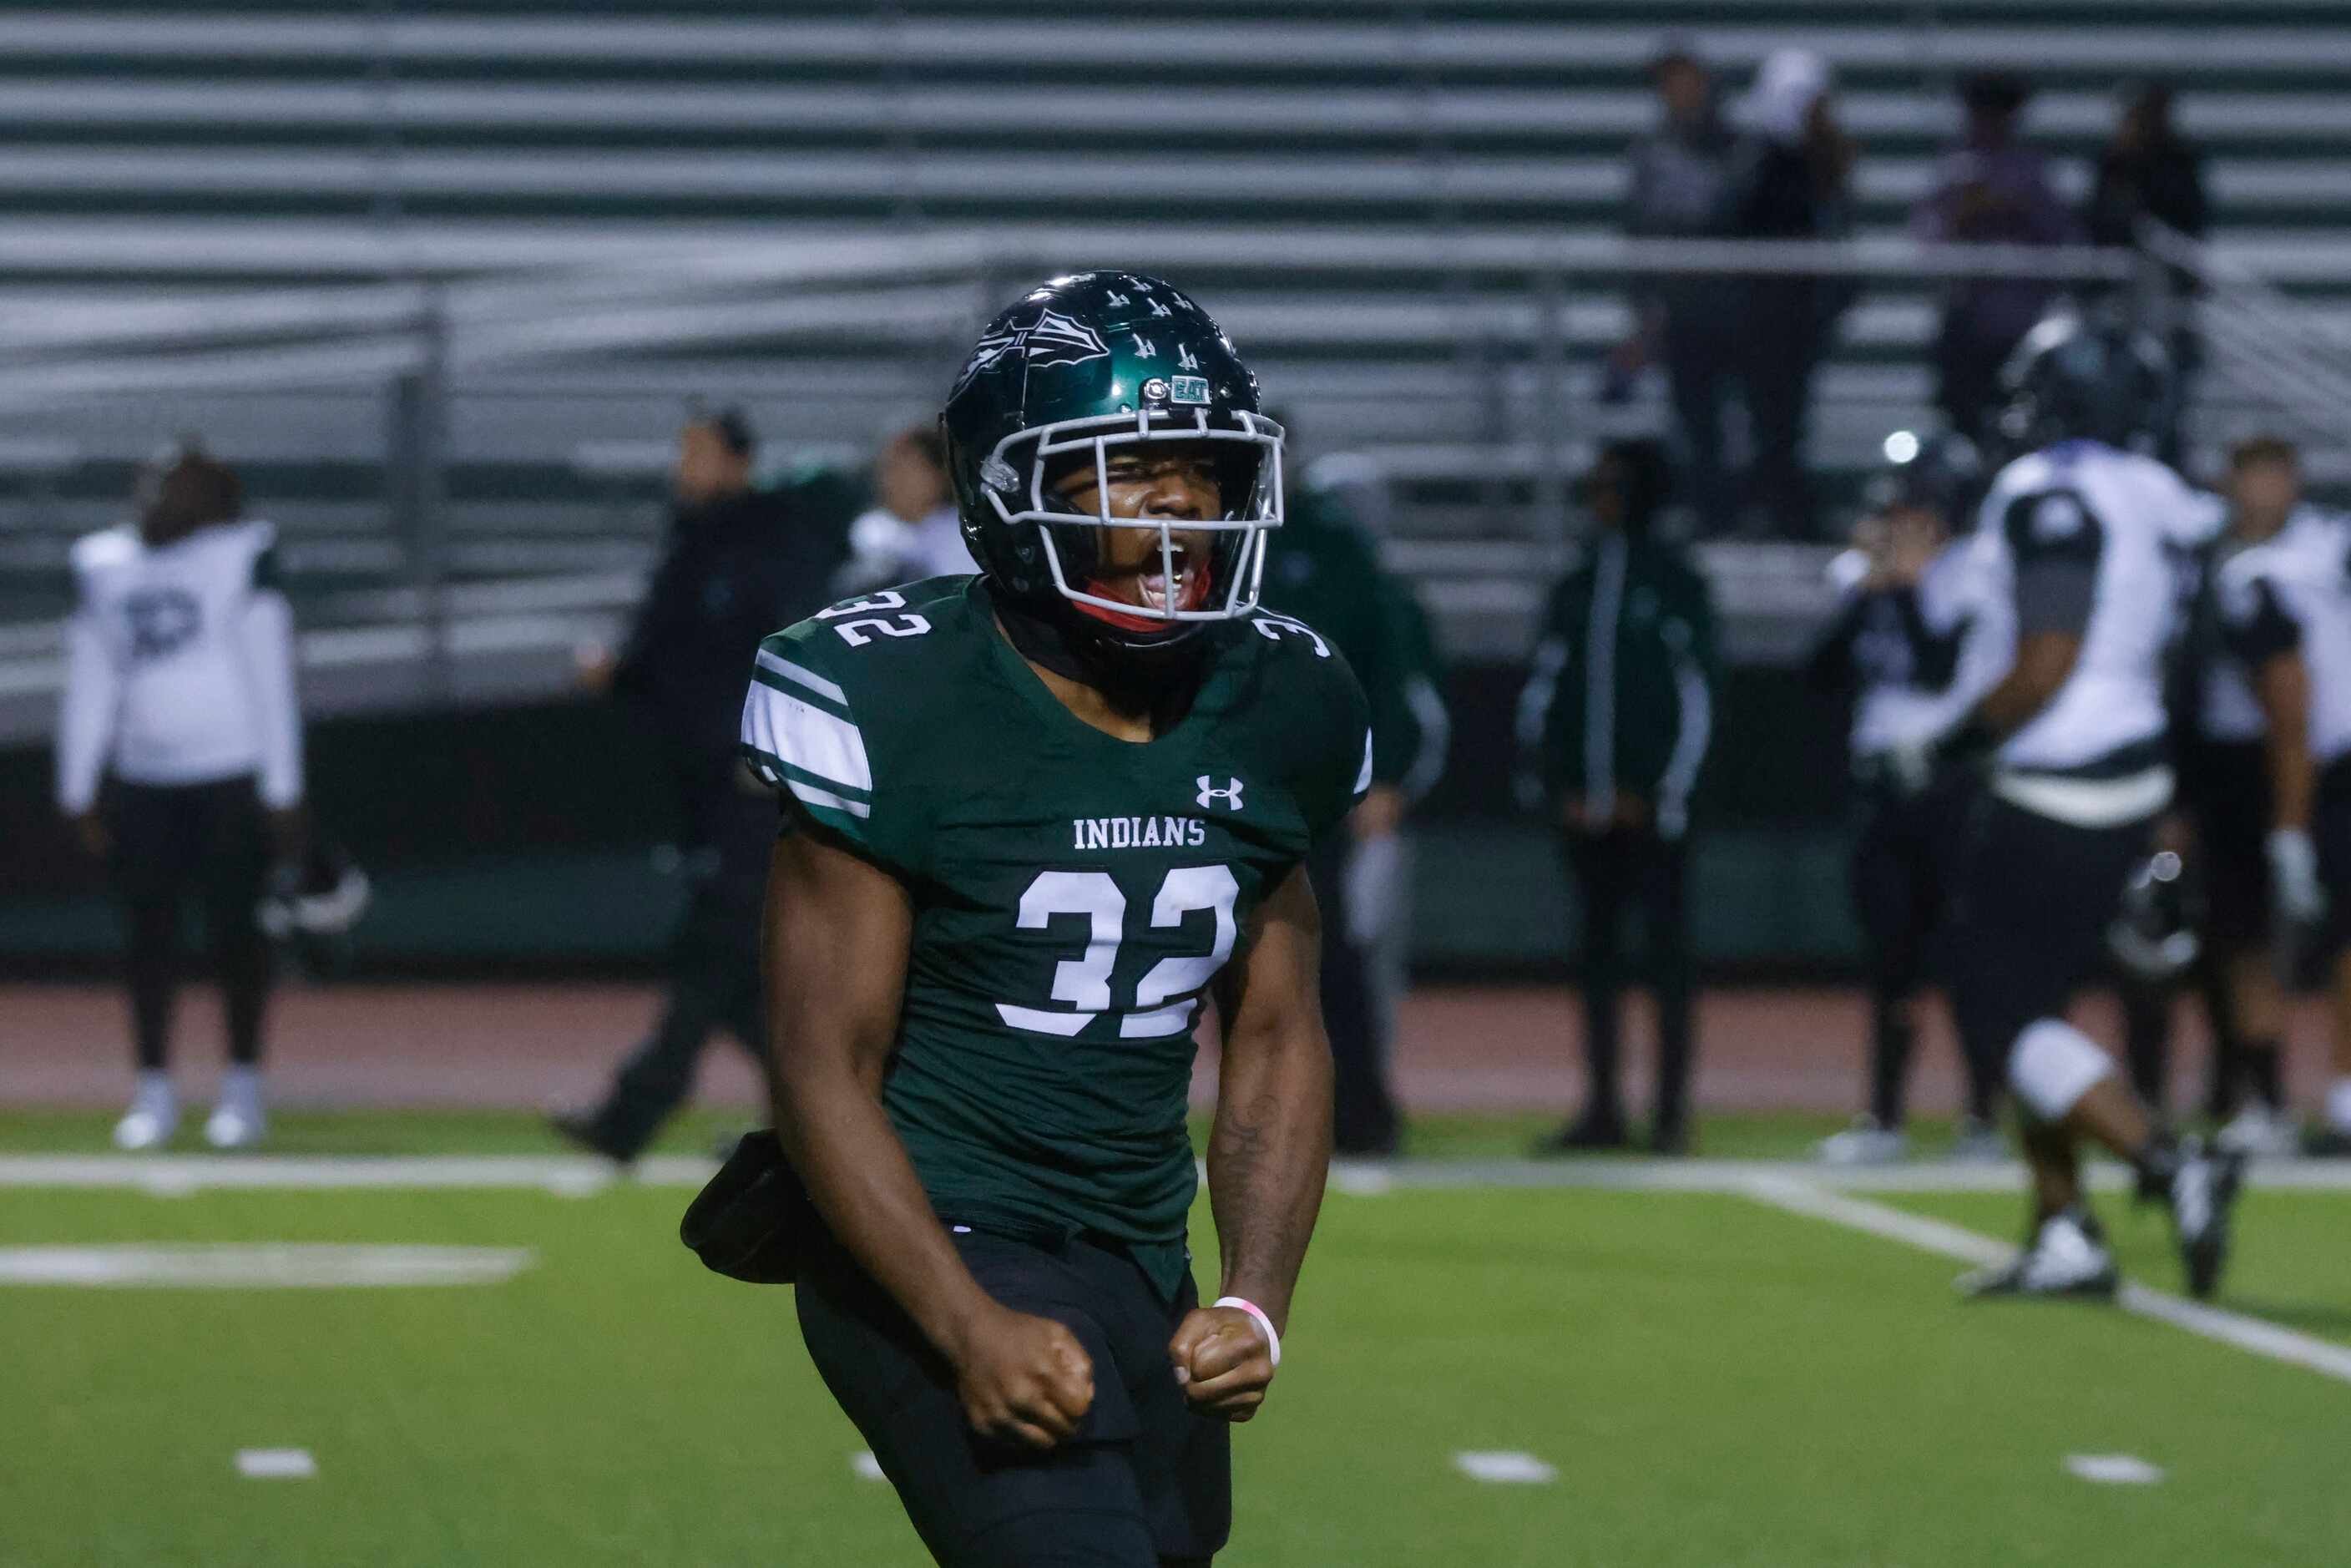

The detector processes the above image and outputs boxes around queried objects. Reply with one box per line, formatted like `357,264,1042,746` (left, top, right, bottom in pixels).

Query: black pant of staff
108,776,275,1070
1307,832,1401,1158
1560,823,1695,1152
562,787,776,1163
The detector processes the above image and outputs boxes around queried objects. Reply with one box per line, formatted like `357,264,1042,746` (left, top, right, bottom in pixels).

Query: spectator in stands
1911,71,2081,444
554,406,845,1164
1618,34,1741,529
57,443,304,1151
1518,438,1719,1154
1722,48,1854,539
837,423,975,593
2085,83,2207,458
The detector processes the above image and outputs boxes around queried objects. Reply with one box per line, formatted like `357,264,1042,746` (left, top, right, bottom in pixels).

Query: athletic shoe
549,1108,636,1165
1958,1208,2119,1299
2302,1123,2351,1158
203,1069,265,1151
2215,1102,2301,1160
1815,1115,1906,1166
1947,1116,2008,1164
1648,1117,1691,1157
112,1076,178,1152
1529,1110,1629,1156
2168,1139,2246,1301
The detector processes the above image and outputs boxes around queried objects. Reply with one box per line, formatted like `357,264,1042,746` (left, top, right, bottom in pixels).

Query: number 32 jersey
741,575,1371,1295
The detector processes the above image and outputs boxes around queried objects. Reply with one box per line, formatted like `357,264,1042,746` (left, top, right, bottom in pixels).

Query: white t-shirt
55,518,303,812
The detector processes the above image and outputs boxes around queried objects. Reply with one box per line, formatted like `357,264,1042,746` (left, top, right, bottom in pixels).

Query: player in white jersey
2207,441,2351,1155
2156,436,2320,1153
1807,432,2007,1163
1936,316,2242,1300
54,447,305,1151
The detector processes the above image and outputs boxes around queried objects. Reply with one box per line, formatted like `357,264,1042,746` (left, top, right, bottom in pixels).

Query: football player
1807,430,2006,1164
741,274,1368,1566
2206,439,2351,1155
55,444,305,1151
2161,435,2316,1152
1939,316,2243,1300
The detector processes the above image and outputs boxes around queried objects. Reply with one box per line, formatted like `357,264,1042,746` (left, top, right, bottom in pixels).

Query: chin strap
990,584,1222,728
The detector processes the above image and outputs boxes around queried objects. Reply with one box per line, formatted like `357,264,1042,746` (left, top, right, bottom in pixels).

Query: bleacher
3,0,2350,669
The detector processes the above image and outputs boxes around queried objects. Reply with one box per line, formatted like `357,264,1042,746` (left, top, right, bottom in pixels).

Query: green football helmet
942,271,1283,651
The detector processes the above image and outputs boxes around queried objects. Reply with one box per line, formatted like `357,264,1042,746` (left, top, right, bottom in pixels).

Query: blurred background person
1805,432,2006,1164
2084,83,2207,462
1723,48,1855,539
55,443,303,1151
2199,438,2351,1156
837,422,975,594
1616,33,1740,529
553,406,844,1163
1518,438,1719,1153
1264,446,1451,1158
1912,71,2081,444
2152,436,2299,1147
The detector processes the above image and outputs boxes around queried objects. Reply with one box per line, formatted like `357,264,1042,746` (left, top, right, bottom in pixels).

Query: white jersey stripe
786,780,873,821
745,681,872,793
756,646,848,707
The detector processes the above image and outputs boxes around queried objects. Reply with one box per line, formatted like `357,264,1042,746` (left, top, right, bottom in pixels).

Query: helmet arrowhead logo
953,309,1111,395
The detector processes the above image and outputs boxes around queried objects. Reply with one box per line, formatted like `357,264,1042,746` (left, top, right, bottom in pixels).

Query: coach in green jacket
1517,438,1719,1154
1267,477,1450,1156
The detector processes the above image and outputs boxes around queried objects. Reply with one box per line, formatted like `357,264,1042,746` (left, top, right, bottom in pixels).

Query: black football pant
1308,832,1400,1156
1564,825,1694,1135
1947,796,2150,1120
796,1227,1227,1567
105,776,273,1071
579,792,774,1160
1848,773,1997,1128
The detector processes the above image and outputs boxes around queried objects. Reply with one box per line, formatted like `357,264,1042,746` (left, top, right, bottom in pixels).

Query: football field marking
1737,1174,2351,1388
2064,1454,2164,1485
5,1152,2351,1195
851,1451,887,1482
1453,1451,1556,1485
235,1449,317,1479
0,1244,535,1288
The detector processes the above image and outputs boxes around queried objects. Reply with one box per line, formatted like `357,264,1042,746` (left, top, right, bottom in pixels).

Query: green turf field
4,1115,2348,1566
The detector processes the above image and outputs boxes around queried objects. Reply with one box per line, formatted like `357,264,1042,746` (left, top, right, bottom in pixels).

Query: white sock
218,1065,261,1110
132,1070,174,1110
2327,1076,2351,1135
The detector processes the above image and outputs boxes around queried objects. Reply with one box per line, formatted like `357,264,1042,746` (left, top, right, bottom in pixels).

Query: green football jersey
741,575,1371,1297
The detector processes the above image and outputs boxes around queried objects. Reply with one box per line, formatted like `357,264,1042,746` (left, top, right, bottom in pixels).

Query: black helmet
1864,428,1984,526
1993,313,2174,461
941,272,1282,657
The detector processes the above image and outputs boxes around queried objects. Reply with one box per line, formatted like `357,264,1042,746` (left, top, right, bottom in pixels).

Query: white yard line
5,1152,2351,1194
1737,1173,2351,1388
0,1243,534,1287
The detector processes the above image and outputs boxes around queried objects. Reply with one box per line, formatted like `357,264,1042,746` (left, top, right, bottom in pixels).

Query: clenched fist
949,1302,1095,1450
1168,1306,1277,1422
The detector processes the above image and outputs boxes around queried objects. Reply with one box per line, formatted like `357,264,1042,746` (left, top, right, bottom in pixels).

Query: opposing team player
55,444,305,1151
1807,431,2007,1164
1939,316,2242,1300
2207,439,2351,1155
741,275,1368,1566
2165,436,2317,1150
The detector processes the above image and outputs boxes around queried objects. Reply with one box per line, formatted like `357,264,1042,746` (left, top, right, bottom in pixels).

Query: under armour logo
1131,335,1158,358
1196,776,1245,812
1176,344,1201,371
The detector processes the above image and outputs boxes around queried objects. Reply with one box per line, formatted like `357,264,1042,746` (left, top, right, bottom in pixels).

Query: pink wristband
1213,1295,1282,1368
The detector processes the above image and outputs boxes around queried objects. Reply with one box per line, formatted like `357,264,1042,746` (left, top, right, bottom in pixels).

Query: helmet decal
951,308,1112,397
